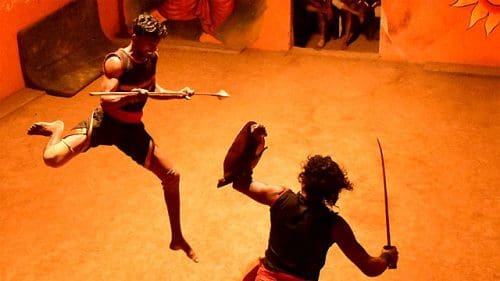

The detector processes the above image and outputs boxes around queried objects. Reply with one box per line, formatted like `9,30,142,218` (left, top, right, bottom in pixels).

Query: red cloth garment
196,0,235,34
255,263,309,281
157,0,235,35
157,0,198,20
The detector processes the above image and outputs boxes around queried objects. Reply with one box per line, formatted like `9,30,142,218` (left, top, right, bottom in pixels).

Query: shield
217,121,267,188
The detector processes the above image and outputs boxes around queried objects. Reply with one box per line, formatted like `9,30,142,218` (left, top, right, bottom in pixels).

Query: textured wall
379,1,500,66
250,0,291,51
1,1,498,101
0,0,119,100
0,0,71,100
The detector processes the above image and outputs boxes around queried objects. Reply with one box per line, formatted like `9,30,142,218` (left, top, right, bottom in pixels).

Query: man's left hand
131,88,149,95
180,87,195,100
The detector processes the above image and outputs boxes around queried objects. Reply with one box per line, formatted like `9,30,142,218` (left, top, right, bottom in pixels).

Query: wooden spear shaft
89,89,230,98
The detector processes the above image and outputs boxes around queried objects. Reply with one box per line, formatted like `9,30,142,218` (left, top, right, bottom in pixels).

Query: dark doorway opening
292,0,380,53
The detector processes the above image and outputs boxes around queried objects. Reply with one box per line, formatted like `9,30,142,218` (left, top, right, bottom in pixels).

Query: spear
89,89,230,99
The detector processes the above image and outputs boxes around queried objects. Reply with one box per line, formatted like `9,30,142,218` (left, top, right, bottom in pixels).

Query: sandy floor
0,44,499,281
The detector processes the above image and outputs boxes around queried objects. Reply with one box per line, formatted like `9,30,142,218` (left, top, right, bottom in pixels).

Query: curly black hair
298,155,353,208
132,13,167,38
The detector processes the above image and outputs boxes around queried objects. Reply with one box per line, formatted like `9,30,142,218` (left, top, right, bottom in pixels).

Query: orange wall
1,0,498,101
250,1,292,51
0,0,71,100
97,0,119,40
0,0,289,102
235,0,500,65
380,0,500,66
0,0,118,101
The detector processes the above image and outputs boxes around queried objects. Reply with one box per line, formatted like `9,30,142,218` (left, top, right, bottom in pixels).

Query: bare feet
340,41,348,50
170,239,199,263
199,32,223,45
315,38,326,50
27,121,64,136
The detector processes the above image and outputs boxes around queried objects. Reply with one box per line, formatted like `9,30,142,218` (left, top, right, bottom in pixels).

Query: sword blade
377,138,391,247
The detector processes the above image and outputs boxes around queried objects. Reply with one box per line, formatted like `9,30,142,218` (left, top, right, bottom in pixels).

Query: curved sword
377,138,397,269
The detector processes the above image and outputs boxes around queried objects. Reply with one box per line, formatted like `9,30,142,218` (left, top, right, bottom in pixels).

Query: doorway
292,0,381,53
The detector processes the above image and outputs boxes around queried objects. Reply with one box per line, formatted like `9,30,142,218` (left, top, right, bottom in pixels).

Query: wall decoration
452,0,500,36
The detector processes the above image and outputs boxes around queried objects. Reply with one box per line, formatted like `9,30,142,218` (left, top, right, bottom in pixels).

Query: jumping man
27,13,198,262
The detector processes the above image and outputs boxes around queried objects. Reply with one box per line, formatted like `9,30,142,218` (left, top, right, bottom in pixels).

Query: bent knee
42,146,70,168
42,154,65,168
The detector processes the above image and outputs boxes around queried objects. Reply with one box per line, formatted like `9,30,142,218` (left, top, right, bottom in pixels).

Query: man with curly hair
231,152,398,280
27,13,198,262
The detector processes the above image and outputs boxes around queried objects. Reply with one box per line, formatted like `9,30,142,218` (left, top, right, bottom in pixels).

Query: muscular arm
99,56,142,108
100,55,188,102
332,216,390,277
233,180,286,206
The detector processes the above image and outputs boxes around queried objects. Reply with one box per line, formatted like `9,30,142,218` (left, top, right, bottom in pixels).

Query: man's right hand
381,246,398,269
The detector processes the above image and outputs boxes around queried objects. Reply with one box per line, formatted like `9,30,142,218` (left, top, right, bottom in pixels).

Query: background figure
156,0,266,49
221,124,398,280
304,0,334,49
197,0,236,36
28,13,198,262
293,0,318,47
156,0,234,41
333,0,381,49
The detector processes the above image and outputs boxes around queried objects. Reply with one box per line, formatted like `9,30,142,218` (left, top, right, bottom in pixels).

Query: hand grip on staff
383,245,398,269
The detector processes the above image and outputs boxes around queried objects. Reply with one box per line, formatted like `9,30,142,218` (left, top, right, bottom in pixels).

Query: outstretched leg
28,120,87,167
147,145,198,263
305,4,327,49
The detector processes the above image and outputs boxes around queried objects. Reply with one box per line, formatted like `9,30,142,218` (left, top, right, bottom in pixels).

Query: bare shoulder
331,215,354,241
103,55,123,79
269,184,288,199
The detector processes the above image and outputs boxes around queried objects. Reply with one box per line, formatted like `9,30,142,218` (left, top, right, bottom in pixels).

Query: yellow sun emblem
452,0,500,36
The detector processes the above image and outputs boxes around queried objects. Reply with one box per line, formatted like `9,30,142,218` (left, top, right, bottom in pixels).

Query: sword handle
383,245,398,269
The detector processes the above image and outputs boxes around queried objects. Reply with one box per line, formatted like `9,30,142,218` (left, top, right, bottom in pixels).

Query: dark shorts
72,108,152,166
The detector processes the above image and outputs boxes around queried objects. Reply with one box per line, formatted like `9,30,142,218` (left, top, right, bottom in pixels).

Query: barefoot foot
170,239,199,263
199,32,223,45
314,38,325,50
27,121,64,136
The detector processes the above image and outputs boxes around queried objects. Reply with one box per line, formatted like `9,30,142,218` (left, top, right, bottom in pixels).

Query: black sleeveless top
262,189,337,281
104,49,158,112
